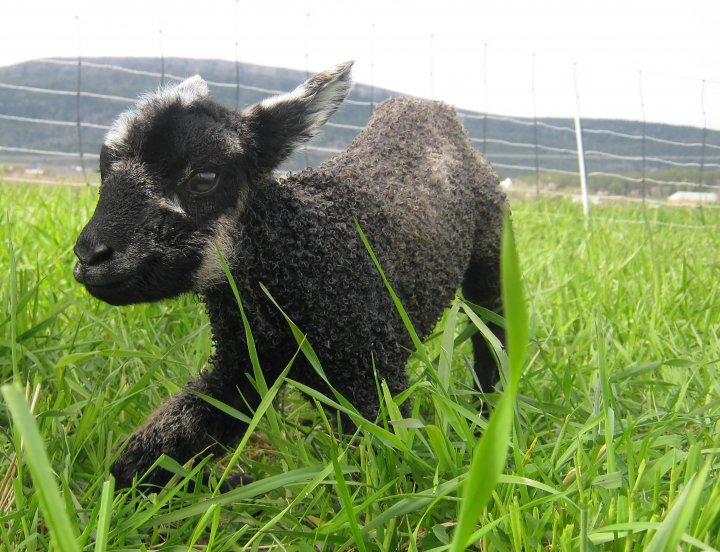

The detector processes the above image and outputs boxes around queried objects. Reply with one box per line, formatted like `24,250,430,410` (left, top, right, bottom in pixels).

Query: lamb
72,62,508,488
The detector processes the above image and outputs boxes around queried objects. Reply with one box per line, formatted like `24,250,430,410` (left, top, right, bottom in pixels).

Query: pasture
1,182,719,550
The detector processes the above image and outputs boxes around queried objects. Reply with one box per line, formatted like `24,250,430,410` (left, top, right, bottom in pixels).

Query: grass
1,181,719,550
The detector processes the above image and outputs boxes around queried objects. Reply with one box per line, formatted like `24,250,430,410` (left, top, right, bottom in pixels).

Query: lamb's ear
243,61,353,171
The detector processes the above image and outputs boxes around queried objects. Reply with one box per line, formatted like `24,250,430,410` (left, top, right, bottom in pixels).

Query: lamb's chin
83,277,182,306
85,281,145,306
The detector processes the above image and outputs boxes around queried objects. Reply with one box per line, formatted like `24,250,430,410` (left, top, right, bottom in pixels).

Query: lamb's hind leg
462,249,505,393
111,368,259,488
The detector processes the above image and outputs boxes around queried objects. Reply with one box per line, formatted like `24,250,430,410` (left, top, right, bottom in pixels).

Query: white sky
3,0,720,129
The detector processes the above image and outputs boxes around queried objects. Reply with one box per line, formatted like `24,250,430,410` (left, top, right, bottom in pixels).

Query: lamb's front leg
111,367,259,488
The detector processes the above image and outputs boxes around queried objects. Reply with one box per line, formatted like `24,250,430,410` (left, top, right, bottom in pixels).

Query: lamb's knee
111,369,257,488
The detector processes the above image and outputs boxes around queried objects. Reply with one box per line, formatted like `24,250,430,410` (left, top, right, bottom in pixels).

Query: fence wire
1,53,719,227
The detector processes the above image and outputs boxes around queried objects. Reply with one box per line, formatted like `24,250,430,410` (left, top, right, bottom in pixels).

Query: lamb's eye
186,172,218,194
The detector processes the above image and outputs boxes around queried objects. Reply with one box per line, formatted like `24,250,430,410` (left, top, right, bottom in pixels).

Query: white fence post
572,63,590,218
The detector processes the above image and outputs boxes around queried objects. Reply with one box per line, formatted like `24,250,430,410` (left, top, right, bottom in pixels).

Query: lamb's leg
462,251,504,393
345,368,409,421
111,368,259,488
299,344,410,432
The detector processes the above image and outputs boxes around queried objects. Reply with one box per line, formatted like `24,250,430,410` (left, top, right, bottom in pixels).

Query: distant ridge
1,57,719,178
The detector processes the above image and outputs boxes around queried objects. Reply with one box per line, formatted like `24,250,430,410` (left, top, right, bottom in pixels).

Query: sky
3,0,720,129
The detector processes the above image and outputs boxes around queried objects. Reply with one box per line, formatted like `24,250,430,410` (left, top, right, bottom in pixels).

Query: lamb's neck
200,178,301,377
235,175,304,271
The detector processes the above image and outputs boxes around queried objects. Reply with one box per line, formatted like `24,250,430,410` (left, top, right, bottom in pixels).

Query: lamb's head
73,62,353,306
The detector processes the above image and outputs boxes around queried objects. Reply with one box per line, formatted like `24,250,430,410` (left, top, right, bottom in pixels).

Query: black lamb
72,62,508,487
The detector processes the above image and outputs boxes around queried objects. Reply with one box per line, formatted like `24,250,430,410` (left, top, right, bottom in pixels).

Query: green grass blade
450,212,528,551
437,301,461,391
216,243,265,393
425,425,454,473
1,384,80,552
6,213,19,381
317,406,369,552
500,215,529,389
188,389,253,424
143,465,350,527
244,456,339,548
187,503,219,549
214,352,296,492
93,477,114,552
461,302,508,378
646,461,710,552
354,219,432,366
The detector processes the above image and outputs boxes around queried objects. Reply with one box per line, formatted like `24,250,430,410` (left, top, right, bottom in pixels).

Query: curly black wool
74,65,507,487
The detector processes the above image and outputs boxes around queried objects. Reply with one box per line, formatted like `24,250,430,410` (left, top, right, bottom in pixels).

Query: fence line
32,58,376,106
0,145,99,158
472,137,579,156
461,114,720,157
461,112,577,134
0,113,109,130
0,82,135,103
528,188,720,209
10,66,713,152
513,208,720,230
583,149,720,169
2,56,719,217
582,127,720,151
16,59,719,148
493,163,580,176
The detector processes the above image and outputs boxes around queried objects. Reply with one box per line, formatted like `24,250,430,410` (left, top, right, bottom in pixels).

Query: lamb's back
319,98,494,200
285,98,500,233
271,98,503,336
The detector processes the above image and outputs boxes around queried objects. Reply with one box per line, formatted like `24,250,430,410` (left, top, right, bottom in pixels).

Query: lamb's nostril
74,242,113,265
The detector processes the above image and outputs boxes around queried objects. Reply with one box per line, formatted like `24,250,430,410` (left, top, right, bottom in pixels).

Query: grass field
1,182,719,550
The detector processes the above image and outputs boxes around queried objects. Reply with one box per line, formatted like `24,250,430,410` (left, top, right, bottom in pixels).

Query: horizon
2,0,720,130
4,54,720,134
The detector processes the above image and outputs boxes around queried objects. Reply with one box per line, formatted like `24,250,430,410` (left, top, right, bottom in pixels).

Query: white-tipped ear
244,61,353,170
260,61,353,132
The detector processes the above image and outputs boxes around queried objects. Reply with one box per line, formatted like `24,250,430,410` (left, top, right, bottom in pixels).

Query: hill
1,57,719,187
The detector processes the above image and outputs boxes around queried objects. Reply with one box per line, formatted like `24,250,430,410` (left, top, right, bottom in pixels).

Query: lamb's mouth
85,279,129,290
73,261,132,288
83,277,140,306
84,278,135,304
74,259,192,306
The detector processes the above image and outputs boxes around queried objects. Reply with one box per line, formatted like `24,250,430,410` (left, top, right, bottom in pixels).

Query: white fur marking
192,185,248,290
104,75,210,152
156,195,187,217
259,84,308,111
194,212,239,289
164,75,209,106
104,111,136,151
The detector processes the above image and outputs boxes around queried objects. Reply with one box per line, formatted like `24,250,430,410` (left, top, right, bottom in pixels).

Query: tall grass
1,182,719,550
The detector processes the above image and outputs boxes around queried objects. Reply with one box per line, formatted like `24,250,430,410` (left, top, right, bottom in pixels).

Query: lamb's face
73,63,352,306
73,78,252,305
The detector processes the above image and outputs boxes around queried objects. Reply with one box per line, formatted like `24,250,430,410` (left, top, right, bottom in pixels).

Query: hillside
1,57,719,184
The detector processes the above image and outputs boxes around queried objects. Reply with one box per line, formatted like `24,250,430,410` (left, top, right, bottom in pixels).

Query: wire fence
1,43,720,227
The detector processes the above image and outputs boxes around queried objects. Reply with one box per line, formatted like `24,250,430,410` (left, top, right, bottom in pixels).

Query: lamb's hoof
110,435,254,492
111,463,172,490
111,444,170,490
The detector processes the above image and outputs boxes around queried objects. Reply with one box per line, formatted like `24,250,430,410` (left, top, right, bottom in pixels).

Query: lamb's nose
74,241,113,265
